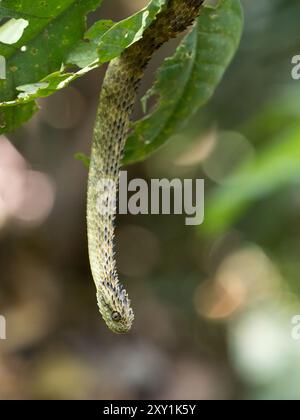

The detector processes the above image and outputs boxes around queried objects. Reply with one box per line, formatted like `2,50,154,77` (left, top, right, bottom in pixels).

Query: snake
87,0,204,333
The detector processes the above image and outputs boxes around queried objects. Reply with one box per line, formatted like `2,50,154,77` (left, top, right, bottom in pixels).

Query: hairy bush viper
87,0,204,333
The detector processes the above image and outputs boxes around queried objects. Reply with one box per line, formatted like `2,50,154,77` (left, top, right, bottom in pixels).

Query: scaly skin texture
87,0,204,333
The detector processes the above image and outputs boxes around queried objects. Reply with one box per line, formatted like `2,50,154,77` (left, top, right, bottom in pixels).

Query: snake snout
96,284,134,334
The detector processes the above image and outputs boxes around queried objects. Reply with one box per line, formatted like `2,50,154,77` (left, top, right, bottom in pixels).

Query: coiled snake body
87,0,204,333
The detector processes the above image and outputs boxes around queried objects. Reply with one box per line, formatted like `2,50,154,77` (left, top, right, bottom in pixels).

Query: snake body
87,0,204,333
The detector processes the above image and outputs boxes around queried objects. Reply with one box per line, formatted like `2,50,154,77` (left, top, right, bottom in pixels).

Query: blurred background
1,0,300,400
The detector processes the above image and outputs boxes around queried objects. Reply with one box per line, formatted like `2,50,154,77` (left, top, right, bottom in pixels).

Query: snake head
96,281,134,333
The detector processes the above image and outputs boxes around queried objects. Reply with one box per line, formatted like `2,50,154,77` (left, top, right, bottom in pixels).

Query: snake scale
87,0,204,333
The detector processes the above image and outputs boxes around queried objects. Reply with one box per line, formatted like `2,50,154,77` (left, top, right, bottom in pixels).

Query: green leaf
123,0,244,165
0,0,102,134
0,101,38,132
204,123,300,236
67,0,168,67
67,20,115,68
0,0,168,134
97,0,167,64
75,152,90,169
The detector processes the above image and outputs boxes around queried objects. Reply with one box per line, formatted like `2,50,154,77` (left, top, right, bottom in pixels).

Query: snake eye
111,311,121,322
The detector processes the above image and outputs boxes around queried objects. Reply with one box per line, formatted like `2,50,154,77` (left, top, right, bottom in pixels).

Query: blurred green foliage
0,0,300,401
